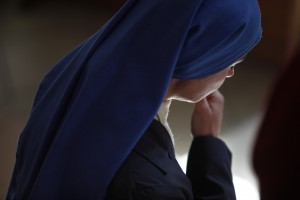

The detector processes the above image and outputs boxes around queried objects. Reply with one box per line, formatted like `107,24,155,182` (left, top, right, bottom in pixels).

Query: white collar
156,100,174,145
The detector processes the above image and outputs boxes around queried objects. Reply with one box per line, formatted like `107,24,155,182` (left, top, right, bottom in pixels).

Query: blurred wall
252,0,300,64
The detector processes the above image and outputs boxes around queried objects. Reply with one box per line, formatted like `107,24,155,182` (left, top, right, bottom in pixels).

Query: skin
165,67,234,103
164,66,235,137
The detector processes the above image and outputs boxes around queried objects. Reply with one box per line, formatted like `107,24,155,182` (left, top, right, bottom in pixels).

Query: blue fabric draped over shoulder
7,0,262,199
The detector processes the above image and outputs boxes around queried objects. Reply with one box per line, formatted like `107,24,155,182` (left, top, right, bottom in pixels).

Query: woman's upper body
7,0,262,199
106,90,236,199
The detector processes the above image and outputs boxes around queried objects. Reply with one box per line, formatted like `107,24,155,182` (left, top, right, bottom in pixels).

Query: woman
105,67,238,200
7,0,262,199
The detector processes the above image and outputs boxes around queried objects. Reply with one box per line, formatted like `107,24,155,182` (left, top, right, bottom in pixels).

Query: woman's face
166,67,234,103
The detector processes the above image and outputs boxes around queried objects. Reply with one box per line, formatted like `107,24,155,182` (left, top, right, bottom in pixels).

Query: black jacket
105,120,236,200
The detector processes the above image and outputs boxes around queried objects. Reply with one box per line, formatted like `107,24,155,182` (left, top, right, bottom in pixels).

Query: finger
194,97,210,113
207,90,224,102
206,90,224,109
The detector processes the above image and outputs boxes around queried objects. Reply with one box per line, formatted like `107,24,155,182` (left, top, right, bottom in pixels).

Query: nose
226,67,234,78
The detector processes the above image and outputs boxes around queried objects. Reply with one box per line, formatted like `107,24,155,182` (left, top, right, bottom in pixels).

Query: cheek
186,82,217,102
210,79,226,93
170,73,227,103
195,79,226,100
172,81,206,102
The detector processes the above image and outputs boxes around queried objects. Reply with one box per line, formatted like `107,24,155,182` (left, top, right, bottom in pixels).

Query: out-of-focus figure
253,45,300,200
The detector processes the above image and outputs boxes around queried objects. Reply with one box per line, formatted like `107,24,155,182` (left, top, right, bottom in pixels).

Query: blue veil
7,0,262,199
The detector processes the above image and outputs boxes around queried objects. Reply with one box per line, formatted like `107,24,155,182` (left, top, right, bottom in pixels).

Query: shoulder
106,120,193,199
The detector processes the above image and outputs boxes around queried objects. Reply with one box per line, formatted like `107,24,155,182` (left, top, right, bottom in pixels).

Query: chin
173,96,204,103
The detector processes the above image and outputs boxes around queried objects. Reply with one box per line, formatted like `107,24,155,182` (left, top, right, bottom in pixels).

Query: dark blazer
105,120,236,200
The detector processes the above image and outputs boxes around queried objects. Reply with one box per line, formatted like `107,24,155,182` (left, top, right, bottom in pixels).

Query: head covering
7,0,262,199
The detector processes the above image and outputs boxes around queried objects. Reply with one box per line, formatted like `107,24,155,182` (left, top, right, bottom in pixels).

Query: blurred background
0,0,299,199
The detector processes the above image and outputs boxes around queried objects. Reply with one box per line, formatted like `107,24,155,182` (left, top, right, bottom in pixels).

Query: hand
191,90,224,137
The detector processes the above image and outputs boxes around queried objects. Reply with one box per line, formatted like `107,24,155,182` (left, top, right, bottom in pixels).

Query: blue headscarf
7,0,262,199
